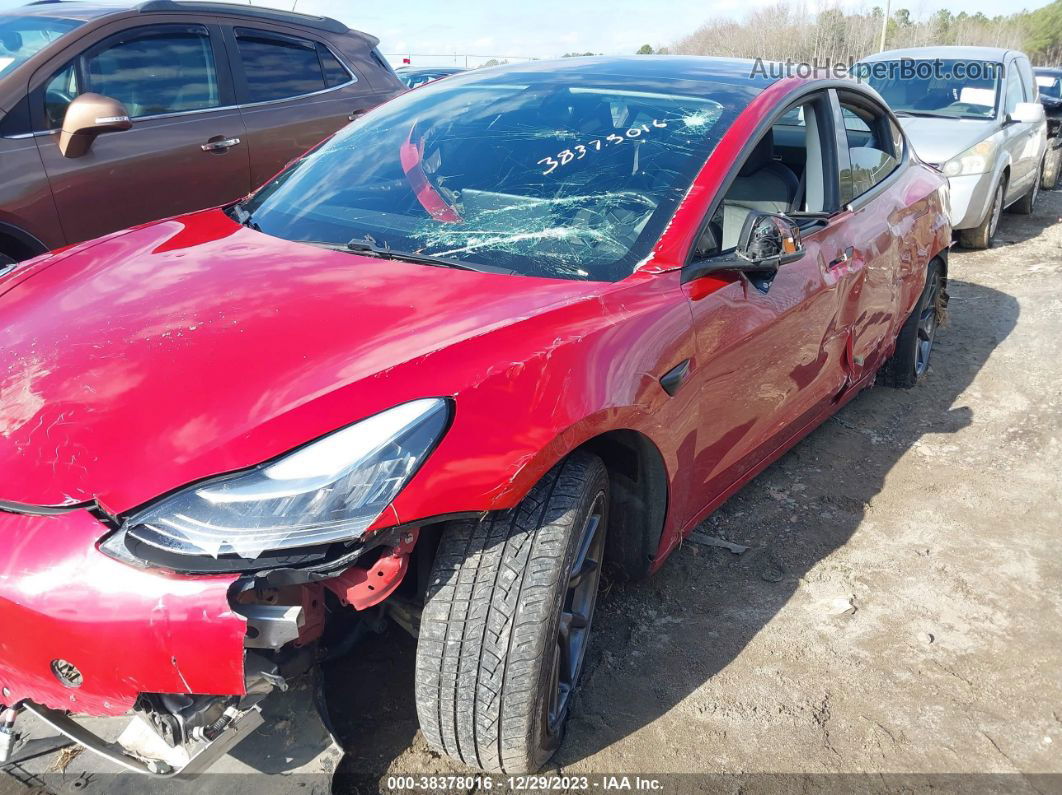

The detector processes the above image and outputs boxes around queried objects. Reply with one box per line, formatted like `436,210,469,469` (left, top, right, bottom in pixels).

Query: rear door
828,89,909,384
31,22,250,246
1001,57,1037,200
223,24,377,188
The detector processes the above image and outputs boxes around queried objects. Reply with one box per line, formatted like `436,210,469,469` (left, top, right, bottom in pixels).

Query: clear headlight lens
942,139,996,178
115,398,449,560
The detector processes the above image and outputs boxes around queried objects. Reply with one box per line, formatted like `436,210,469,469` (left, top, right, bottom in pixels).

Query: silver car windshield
857,59,1002,120
0,15,83,78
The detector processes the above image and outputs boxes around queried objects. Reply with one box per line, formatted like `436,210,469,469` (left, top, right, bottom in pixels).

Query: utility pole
879,0,890,52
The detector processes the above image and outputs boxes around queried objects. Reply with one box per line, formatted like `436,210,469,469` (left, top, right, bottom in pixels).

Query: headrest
739,129,774,177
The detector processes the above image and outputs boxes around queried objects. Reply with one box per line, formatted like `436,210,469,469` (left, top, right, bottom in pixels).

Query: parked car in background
857,46,1046,248
0,0,404,266
395,65,465,89
1035,66,1062,189
0,56,950,777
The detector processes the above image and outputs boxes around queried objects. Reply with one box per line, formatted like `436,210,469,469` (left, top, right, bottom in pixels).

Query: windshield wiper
345,240,482,271
297,238,496,273
893,110,950,119
227,201,261,231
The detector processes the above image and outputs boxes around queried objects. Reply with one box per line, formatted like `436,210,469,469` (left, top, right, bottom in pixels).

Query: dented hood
0,210,604,511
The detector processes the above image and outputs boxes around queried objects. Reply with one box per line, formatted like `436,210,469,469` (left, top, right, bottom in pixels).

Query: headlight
942,139,997,177
107,398,449,563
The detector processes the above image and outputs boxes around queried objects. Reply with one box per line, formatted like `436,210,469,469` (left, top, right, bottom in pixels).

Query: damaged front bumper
0,507,416,777
0,507,271,776
0,508,247,715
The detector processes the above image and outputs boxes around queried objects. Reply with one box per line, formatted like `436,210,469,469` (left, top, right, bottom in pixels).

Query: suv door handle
201,137,241,153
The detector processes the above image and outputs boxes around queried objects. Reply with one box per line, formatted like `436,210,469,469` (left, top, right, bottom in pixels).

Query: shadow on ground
324,271,1020,791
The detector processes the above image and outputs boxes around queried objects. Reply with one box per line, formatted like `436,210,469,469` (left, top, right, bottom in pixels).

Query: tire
0,252,16,268
879,260,945,389
957,179,1004,249
1010,162,1040,215
415,451,609,773
1042,146,1061,191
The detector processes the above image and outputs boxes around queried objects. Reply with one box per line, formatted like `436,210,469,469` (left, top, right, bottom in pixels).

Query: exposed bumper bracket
22,701,264,778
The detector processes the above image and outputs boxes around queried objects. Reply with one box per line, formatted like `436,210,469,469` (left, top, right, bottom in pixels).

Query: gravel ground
326,190,1062,791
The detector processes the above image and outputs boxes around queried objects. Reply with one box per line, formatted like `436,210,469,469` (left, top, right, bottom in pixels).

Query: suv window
84,26,220,118
235,29,350,103
1005,64,1026,116
43,62,79,129
838,96,898,204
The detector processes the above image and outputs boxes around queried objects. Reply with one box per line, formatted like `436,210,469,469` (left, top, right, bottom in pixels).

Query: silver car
858,46,1046,248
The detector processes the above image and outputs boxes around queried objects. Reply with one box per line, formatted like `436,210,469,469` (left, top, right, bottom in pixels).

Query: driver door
30,21,250,246
680,92,851,516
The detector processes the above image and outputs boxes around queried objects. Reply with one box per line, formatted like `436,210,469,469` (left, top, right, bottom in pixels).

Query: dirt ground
325,190,1062,790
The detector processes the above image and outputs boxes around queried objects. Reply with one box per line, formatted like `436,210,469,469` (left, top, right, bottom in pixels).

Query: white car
857,46,1047,248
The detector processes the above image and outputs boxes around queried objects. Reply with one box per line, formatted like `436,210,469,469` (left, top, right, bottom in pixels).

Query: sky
1,0,1054,66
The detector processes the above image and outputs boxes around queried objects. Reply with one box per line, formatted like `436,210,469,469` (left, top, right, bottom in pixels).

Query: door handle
348,109,366,121
201,137,241,153
829,246,854,268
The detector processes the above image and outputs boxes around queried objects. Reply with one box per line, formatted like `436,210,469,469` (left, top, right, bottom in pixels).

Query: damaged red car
0,56,950,776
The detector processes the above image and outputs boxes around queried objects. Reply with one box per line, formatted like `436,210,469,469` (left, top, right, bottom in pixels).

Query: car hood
896,116,999,165
0,211,605,512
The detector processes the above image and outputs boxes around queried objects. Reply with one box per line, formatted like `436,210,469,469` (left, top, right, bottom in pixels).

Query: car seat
721,129,799,249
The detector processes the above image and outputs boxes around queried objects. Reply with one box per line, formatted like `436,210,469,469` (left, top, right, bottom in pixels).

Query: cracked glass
240,68,752,281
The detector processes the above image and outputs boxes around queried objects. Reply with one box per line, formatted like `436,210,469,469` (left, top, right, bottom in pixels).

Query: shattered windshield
240,69,745,281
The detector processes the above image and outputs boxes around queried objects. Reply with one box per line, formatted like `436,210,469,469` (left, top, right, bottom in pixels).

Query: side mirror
736,212,805,270
1007,101,1045,125
58,93,132,158
684,212,805,294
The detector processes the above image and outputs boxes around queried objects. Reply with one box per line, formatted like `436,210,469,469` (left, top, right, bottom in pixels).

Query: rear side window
317,44,351,88
83,26,220,118
235,29,351,102
1005,64,1026,115
838,96,899,205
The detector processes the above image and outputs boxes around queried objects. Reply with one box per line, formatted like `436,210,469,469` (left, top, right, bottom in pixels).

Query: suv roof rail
134,1,349,34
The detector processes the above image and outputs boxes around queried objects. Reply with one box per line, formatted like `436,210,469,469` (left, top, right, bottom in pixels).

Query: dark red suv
0,0,404,265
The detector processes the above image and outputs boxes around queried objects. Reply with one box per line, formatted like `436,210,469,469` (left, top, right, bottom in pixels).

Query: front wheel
879,260,945,389
958,180,1003,249
415,451,609,773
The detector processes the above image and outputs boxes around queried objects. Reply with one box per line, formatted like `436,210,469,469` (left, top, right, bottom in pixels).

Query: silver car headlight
942,139,997,177
107,398,449,562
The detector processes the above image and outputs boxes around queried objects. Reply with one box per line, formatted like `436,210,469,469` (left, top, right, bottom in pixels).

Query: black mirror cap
736,211,805,271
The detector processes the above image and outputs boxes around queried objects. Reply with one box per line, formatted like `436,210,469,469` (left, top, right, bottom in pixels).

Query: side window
698,96,831,255
888,118,905,161
83,26,220,118
838,97,898,205
1016,58,1036,104
235,29,350,102
1005,65,1025,116
317,44,352,88
43,62,79,129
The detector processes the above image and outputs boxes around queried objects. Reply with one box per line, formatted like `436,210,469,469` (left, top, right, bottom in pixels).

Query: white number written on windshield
537,119,668,175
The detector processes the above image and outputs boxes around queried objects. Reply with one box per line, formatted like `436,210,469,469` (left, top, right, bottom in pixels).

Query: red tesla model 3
0,56,950,775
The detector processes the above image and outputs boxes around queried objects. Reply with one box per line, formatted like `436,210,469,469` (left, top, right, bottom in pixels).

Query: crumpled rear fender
0,509,245,716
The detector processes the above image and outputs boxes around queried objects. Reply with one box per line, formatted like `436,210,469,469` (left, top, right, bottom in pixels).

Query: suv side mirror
1007,101,1045,125
58,93,132,158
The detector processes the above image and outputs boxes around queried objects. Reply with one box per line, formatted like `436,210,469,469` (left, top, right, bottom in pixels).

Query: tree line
656,0,1062,65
